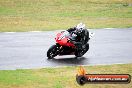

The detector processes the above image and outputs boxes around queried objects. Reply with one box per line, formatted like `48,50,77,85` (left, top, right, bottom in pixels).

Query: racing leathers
67,27,89,52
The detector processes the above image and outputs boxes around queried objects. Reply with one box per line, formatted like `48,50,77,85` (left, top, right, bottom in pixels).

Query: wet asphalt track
0,28,132,70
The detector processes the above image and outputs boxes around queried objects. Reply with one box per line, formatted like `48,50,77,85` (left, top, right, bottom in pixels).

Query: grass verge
0,0,132,32
0,63,132,88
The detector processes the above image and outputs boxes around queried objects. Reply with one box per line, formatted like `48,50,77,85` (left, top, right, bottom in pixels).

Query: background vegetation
0,64,132,88
0,0,132,32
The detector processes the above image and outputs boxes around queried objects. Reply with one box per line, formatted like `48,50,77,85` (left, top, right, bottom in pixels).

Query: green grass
0,0,132,32
0,64,132,88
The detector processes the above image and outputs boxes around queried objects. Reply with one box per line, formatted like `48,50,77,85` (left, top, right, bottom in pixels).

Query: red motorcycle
47,31,90,59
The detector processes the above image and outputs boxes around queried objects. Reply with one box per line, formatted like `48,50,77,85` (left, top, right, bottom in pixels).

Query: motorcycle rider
66,23,89,56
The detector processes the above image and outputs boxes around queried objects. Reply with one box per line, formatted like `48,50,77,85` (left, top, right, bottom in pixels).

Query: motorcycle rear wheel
47,45,58,59
75,43,89,57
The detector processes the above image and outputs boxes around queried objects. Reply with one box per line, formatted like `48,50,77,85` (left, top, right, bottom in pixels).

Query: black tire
76,75,87,85
75,43,89,57
83,43,89,54
47,45,58,59
75,50,84,57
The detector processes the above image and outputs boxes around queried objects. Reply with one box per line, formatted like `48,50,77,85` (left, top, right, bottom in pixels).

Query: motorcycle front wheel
47,45,58,59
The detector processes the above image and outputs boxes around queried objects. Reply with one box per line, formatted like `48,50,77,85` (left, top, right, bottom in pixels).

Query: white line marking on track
29,31,42,32
104,28,115,29
0,28,122,34
4,32,16,33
